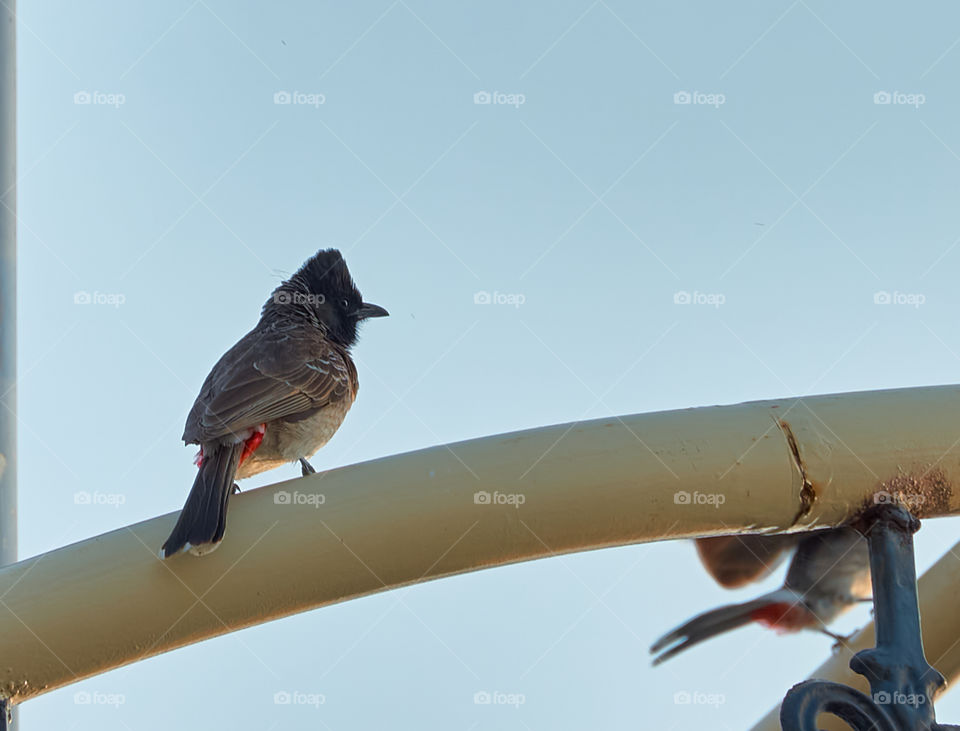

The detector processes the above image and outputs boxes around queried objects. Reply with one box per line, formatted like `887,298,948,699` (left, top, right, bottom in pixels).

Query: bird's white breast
236,395,355,479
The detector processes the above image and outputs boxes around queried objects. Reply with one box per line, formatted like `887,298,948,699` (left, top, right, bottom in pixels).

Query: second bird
650,528,871,665
161,249,388,559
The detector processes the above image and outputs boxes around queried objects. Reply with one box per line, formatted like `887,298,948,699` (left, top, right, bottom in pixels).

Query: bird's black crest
295,249,358,297
261,249,369,346
265,248,362,308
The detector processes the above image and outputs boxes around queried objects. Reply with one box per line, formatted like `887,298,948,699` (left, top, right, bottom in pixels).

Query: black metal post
780,504,960,730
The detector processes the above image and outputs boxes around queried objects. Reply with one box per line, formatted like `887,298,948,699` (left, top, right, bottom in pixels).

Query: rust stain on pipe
866,467,953,518
776,419,816,525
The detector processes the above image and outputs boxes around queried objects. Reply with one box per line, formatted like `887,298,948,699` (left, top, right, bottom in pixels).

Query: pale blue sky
14,1,960,728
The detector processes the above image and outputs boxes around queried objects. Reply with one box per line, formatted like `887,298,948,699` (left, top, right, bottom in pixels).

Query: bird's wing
695,533,803,589
183,326,356,444
783,528,869,596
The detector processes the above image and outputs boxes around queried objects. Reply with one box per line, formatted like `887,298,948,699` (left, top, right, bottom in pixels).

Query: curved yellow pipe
2,384,960,703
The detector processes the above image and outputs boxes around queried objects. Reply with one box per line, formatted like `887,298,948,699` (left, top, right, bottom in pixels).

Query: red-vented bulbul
161,249,387,558
650,528,871,664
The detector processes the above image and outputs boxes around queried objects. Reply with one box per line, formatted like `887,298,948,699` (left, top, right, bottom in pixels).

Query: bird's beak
356,302,389,320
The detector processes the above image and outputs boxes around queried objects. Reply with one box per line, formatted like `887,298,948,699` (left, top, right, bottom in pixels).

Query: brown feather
182,324,357,445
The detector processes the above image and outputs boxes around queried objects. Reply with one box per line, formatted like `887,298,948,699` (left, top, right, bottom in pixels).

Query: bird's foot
231,483,241,494
300,458,316,477
820,628,856,650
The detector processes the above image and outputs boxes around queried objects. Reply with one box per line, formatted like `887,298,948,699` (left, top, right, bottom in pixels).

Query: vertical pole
0,0,16,728
780,505,959,730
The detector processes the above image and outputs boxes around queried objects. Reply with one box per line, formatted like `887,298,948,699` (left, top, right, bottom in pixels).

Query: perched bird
650,528,871,665
161,249,388,558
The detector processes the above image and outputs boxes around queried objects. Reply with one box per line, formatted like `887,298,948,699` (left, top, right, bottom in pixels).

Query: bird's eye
340,298,350,309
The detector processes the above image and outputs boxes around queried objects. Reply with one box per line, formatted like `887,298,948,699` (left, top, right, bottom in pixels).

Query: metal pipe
0,0,16,568
0,1,18,727
2,385,960,703
779,506,953,730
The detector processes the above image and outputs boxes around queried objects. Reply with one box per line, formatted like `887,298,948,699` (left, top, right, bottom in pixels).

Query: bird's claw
300,458,316,477
821,628,856,651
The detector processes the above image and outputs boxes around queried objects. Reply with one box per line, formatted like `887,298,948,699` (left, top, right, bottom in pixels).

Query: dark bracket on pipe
780,503,960,730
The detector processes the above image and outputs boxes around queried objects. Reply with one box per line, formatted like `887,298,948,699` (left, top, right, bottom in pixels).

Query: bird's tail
161,442,244,559
649,595,788,665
